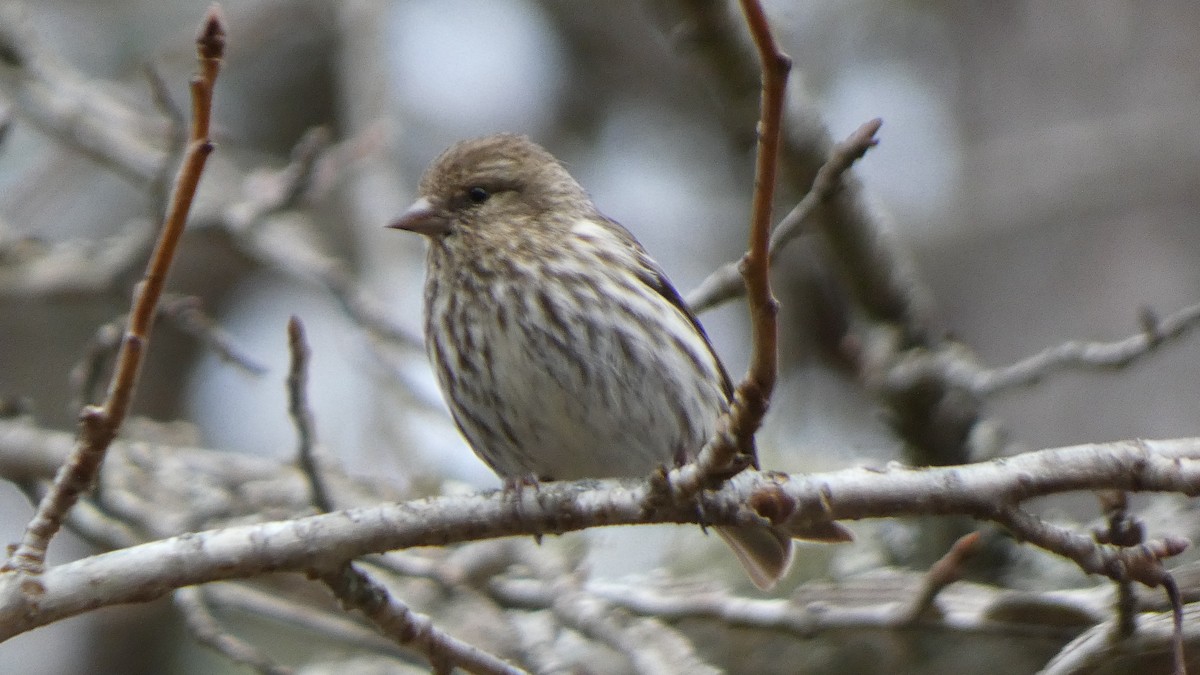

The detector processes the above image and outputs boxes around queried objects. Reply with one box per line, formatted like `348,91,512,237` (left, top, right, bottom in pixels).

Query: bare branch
201,582,413,659
0,5,168,183
286,319,489,672
4,6,226,576
970,301,1200,395
1,436,1197,639
901,530,983,624
992,506,1184,588
68,294,264,411
0,219,155,297
545,582,719,675
1041,599,1198,675
1094,491,1141,638
666,0,791,502
687,118,883,313
159,294,268,375
579,576,1098,641
319,563,525,675
660,0,935,342
492,573,719,674
174,586,293,675
285,316,332,512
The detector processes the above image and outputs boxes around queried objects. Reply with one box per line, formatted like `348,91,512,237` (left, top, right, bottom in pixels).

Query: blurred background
1,0,1198,672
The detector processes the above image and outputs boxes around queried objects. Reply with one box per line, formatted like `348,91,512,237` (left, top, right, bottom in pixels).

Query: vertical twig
4,6,226,576
665,0,791,498
735,0,789,412
1161,574,1187,675
284,320,515,673
1094,491,1141,638
286,316,333,513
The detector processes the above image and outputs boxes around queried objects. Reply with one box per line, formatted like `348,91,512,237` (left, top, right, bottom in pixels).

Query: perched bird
389,133,792,589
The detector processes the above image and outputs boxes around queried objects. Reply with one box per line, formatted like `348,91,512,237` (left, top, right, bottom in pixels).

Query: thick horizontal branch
1,437,1197,639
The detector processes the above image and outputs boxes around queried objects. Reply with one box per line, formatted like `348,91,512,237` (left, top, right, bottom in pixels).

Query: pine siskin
389,134,792,589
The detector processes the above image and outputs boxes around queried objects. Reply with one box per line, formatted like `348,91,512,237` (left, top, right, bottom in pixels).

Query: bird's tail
715,526,795,591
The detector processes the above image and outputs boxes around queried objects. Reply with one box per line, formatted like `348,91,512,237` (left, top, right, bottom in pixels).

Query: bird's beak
387,197,449,235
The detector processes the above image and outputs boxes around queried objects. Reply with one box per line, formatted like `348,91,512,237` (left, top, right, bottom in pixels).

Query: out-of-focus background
1,1,1198,673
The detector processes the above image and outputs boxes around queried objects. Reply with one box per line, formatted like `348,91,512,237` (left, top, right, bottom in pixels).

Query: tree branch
3,6,226,576
0,436,1196,639
666,0,790,499
687,118,883,314
318,563,525,675
174,586,293,675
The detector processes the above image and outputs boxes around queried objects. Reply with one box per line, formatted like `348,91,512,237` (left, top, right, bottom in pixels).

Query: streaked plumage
390,134,792,589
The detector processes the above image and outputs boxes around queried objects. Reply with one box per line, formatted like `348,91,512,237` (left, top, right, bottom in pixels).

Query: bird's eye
466,187,490,204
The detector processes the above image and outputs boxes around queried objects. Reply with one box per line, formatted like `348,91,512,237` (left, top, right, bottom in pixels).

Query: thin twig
687,118,882,313
175,586,294,675
286,316,332,512
901,530,983,624
143,62,188,221
733,0,787,430
68,317,125,410
0,219,156,298
667,0,791,499
319,562,526,675
288,313,527,675
160,294,268,375
68,294,264,411
970,300,1200,395
1094,491,1142,639
1161,573,1187,675
3,6,226,576
0,4,167,183
992,506,1185,588
571,577,1095,641
201,582,416,659
544,581,719,675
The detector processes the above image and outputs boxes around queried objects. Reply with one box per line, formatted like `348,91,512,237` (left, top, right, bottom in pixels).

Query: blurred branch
0,219,155,297
0,11,421,349
4,7,226,576
69,294,265,409
687,118,882,314
0,5,169,183
174,586,293,675
577,575,1100,641
201,582,415,659
658,0,935,343
501,578,720,675
901,530,983,624
1042,602,1199,675
285,316,332,512
285,319,513,674
1094,491,1141,639
966,301,1200,396
318,562,524,675
159,294,268,375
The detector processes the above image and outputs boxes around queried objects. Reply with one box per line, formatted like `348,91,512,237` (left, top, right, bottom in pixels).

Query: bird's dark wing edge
635,254,737,401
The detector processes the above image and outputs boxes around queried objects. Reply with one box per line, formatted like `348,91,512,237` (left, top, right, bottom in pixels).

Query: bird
388,133,792,589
